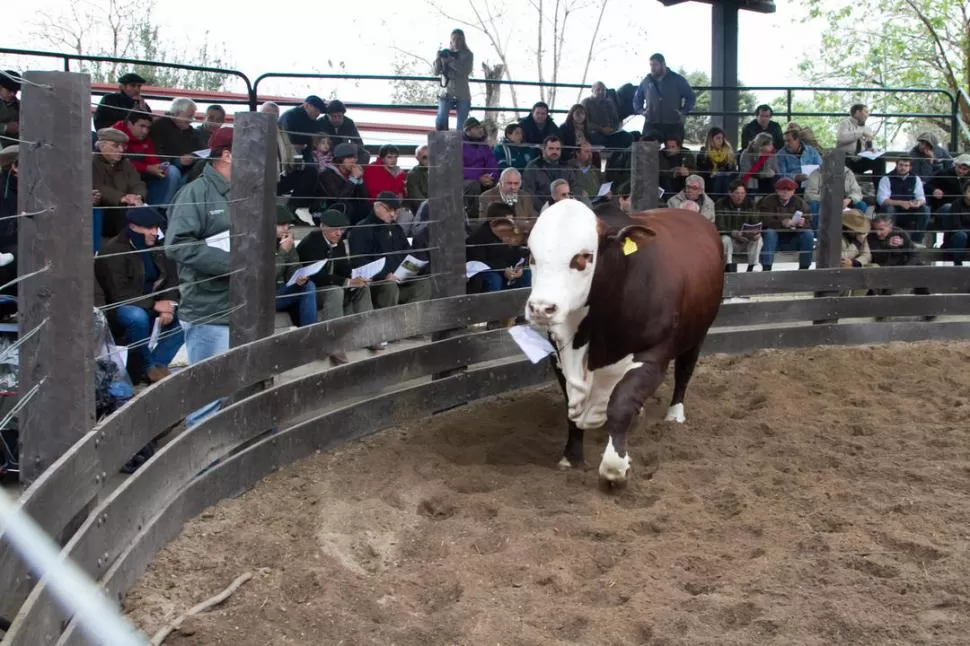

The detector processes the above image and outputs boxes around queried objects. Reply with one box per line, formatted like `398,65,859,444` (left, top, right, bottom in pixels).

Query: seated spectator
758,177,814,270
785,121,824,154
942,183,970,266
112,112,178,211
559,104,591,162
909,132,952,183
273,206,318,328
92,127,147,245
147,98,200,200
310,135,333,173
568,142,602,201
804,164,867,226
319,142,370,224
363,144,407,201
196,104,226,147
695,127,736,198
318,100,368,164
279,95,325,153
478,167,536,229
658,135,695,196
462,117,499,191
667,174,715,222
876,157,929,244
524,136,574,211
740,104,784,152
925,153,970,220
836,103,886,177
263,101,316,216
581,82,634,154
349,192,432,314
0,145,18,296
540,179,572,213
493,123,536,170
840,209,874,268
466,202,529,294
405,145,429,211
95,206,183,384
0,70,20,148
715,180,762,272
776,127,822,186
296,209,373,364
93,72,151,131
519,102,559,146
738,132,778,197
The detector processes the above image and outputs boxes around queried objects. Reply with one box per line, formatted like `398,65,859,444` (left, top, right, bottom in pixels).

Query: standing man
164,126,234,427
632,53,695,142
93,72,152,131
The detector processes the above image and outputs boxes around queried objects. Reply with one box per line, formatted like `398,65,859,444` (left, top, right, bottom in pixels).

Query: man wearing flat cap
0,70,21,148
297,208,374,364
96,206,183,384
92,127,147,247
93,72,152,131
165,126,234,427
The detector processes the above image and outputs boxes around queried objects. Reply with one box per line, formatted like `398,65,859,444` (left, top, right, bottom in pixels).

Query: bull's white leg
598,436,631,483
664,403,686,423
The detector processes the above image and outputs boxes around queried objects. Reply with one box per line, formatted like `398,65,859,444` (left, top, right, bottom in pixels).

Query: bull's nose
527,301,558,317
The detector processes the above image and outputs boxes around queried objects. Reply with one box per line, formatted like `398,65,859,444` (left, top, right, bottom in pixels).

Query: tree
679,70,759,145
424,0,611,112
389,55,440,106
766,94,839,150
32,0,234,91
797,0,969,147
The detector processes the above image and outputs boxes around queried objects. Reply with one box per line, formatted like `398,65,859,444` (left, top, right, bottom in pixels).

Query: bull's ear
615,224,657,256
596,217,607,239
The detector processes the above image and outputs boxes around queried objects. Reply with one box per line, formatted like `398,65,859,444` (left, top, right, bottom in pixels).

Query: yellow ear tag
622,237,638,255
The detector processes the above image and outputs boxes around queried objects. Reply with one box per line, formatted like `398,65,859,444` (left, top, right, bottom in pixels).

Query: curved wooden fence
0,265,968,644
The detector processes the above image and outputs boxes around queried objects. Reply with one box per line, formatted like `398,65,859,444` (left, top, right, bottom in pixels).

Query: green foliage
679,70,758,145
797,0,968,147
767,94,839,149
390,56,440,107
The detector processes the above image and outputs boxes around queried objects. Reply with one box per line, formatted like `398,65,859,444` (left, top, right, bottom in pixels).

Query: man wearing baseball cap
93,72,152,131
0,70,20,148
278,95,326,152
164,125,234,426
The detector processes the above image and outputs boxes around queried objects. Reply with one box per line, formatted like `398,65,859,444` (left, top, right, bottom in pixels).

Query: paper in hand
286,259,328,287
352,257,386,281
465,261,491,279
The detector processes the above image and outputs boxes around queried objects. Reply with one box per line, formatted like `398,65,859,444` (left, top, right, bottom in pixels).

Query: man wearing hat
318,99,368,165
93,72,152,131
95,206,183,384
297,208,374,364
0,70,20,148
758,176,815,271
165,126,234,426
92,127,147,247
273,205,318,329
349,191,432,315
279,95,326,153
319,143,370,224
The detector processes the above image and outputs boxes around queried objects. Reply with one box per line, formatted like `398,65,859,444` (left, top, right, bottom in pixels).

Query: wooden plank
723,266,969,297
704,320,970,356
714,294,970,328
0,289,530,618
229,111,278,347
631,141,660,211
8,329,525,644
52,359,553,646
427,130,466,300
16,71,96,485
815,149,846,270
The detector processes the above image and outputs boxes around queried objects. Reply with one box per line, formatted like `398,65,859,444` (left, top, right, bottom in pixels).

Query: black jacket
867,227,920,267
926,168,969,211
296,230,353,288
279,106,322,149
465,221,525,269
348,213,413,275
740,119,785,152
517,114,560,146
93,92,150,131
318,167,371,225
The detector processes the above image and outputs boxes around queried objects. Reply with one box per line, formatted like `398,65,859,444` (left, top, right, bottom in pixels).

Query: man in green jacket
164,126,234,427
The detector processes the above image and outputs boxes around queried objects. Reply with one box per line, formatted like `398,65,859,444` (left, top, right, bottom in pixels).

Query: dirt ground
123,342,970,646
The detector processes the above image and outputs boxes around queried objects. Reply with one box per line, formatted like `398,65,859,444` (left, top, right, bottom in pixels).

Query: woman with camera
434,29,473,131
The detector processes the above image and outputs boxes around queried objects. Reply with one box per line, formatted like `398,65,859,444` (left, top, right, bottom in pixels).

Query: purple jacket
462,135,499,182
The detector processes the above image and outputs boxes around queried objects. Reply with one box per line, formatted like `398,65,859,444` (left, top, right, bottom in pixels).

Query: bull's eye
569,252,594,271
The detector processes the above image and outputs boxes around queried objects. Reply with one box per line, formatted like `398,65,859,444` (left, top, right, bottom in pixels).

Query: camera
438,48,453,58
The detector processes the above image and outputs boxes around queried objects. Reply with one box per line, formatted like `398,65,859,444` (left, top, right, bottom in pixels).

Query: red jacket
362,159,407,201
112,120,160,175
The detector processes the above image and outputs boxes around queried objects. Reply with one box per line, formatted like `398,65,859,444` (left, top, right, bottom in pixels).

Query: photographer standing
434,29,474,131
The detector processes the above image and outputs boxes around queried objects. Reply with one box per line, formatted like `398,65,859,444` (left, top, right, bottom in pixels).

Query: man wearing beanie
96,206,183,384
296,208,373,364
0,70,21,148
165,126,234,426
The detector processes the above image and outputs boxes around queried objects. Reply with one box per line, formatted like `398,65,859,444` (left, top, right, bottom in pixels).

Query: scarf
706,145,734,170
741,154,769,185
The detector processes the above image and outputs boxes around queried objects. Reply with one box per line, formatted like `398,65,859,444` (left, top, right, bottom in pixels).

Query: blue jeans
760,228,815,269
480,268,532,292
275,281,317,327
946,230,968,265
146,165,184,208
115,305,184,373
884,204,931,244
436,98,471,131
181,321,230,428
808,200,869,234
93,208,104,253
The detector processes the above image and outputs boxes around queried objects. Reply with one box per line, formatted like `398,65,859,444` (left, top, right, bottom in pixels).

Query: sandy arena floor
123,342,970,645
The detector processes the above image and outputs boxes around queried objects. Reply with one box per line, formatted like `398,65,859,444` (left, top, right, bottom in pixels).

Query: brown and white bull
524,200,724,486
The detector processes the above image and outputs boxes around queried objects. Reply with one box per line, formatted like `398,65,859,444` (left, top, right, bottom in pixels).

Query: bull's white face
525,200,599,330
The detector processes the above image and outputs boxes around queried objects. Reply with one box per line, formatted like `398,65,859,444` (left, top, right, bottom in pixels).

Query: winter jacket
462,135,499,182
296,231,354,288
111,120,160,175
518,115,559,146
347,212,413,275
97,230,180,312
433,49,474,102
632,70,696,126
362,159,407,200
493,141,536,170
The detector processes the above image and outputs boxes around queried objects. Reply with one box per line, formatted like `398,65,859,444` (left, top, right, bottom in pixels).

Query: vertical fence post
17,71,95,485
814,148,847,325
631,141,660,212
229,111,278,348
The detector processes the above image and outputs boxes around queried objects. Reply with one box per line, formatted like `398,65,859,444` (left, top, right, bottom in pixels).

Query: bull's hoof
557,456,584,470
598,470,630,490
598,439,631,486
664,403,686,423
